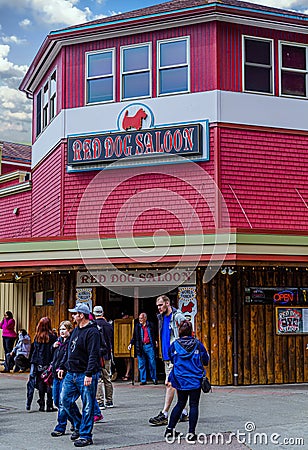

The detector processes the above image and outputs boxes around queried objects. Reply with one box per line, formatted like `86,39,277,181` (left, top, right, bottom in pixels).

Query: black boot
37,398,45,412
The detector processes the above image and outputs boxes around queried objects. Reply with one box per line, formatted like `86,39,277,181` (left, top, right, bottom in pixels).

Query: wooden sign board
276,307,308,335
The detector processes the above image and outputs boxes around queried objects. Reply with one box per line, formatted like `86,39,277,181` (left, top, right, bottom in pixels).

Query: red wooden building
1,0,308,384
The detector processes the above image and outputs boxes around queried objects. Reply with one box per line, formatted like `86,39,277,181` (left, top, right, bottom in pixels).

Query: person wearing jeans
128,313,157,385
61,371,100,441
59,303,101,448
51,321,81,437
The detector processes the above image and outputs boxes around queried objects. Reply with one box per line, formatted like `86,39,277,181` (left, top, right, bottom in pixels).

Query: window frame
279,40,308,99
157,36,190,96
120,42,152,101
242,35,274,95
35,67,57,137
85,48,115,105
49,70,57,120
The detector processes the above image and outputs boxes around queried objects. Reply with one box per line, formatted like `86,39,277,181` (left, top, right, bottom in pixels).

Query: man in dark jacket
93,305,114,408
128,312,157,385
59,303,101,448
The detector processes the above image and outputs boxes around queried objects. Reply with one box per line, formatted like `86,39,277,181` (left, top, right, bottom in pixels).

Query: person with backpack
93,305,114,409
164,320,209,443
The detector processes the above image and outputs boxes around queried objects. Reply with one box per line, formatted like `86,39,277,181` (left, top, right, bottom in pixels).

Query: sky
0,0,307,145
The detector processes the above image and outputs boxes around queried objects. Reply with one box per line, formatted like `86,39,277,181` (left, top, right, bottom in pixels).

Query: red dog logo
181,301,194,314
122,108,147,131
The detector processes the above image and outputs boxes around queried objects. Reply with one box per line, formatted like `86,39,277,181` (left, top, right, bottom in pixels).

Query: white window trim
157,36,190,97
242,35,274,96
120,42,152,101
42,81,49,129
279,40,308,99
85,48,115,105
37,66,57,136
50,70,57,120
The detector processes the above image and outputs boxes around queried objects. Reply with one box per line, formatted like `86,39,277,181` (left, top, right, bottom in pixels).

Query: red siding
31,147,62,236
220,126,308,230
0,191,32,239
62,145,217,237
63,23,220,109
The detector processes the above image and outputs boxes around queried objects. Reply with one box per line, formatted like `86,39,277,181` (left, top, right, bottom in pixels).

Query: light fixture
221,267,227,275
13,208,19,216
228,267,236,276
14,273,21,281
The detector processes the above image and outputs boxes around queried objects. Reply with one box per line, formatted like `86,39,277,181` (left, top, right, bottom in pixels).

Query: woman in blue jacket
165,320,209,442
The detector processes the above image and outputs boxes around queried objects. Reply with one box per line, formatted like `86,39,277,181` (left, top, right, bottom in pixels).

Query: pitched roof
53,0,308,34
0,141,31,165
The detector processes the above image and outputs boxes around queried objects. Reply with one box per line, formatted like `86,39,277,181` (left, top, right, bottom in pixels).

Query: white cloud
239,1,308,12
19,18,32,28
0,45,31,142
2,35,26,45
0,0,94,26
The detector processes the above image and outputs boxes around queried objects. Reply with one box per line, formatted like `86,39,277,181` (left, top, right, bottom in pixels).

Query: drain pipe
231,275,239,386
232,310,239,386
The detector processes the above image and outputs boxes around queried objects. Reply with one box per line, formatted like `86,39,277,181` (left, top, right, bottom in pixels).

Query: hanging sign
178,286,197,330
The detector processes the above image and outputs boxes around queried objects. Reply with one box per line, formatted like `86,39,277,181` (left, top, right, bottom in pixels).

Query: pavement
0,371,307,450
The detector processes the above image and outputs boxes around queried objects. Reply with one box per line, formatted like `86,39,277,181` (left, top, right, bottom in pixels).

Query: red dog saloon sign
67,105,203,165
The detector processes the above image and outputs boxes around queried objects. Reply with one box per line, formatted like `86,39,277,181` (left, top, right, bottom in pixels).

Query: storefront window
243,36,273,94
280,43,307,97
87,50,114,103
158,38,189,95
121,44,150,99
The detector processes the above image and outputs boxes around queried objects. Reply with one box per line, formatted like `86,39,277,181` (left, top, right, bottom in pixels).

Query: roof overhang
20,2,308,96
1,231,308,270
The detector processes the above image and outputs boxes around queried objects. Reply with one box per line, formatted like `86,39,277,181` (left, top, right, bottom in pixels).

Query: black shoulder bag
199,342,212,393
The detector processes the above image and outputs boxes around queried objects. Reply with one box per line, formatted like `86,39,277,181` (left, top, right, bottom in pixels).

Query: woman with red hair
26,317,57,411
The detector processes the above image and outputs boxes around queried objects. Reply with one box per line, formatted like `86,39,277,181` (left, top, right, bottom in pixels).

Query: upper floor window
158,38,189,95
243,37,273,94
121,43,151,100
280,43,308,97
36,69,57,137
86,50,114,104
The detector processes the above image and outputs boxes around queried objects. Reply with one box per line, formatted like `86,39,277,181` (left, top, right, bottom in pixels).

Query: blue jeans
53,377,81,433
61,371,100,440
168,388,201,434
137,344,157,382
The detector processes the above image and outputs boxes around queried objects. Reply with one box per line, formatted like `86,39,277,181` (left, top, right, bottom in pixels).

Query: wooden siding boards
0,281,30,360
202,268,308,385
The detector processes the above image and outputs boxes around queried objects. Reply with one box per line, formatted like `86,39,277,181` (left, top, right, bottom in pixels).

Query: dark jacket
168,336,209,390
95,318,113,360
65,322,101,377
130,320,156,357
30,333,57,368
52,336,70,378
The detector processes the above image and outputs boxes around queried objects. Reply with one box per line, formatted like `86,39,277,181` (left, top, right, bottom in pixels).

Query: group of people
1,294,209,446
0,311,31,373
22,303,114,447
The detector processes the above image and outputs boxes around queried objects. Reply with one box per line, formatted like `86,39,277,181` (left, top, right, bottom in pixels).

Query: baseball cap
68,303,91,315
93,305,104,316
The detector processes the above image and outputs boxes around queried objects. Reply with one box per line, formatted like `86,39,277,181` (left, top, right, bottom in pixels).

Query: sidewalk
0,372,307,450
